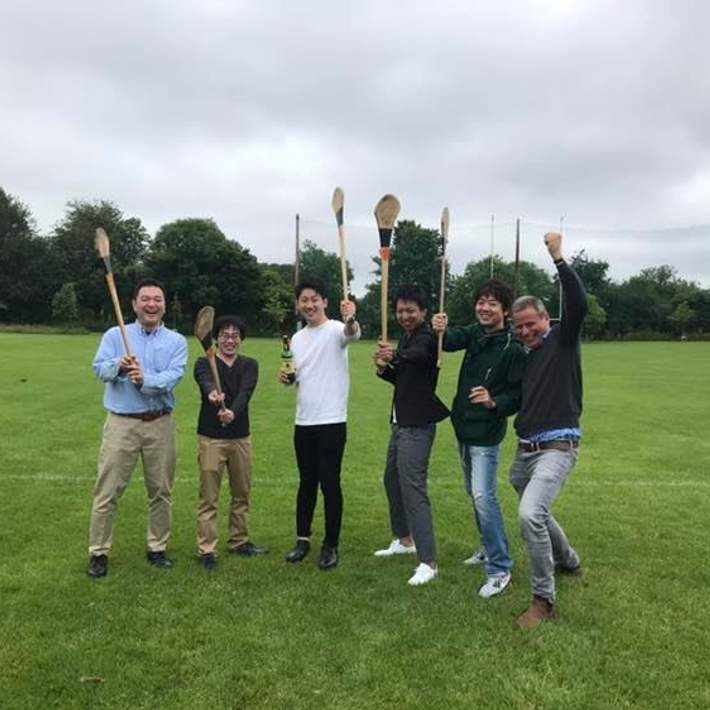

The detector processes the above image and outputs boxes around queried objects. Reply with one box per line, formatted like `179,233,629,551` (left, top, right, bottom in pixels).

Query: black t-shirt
194,355,258,439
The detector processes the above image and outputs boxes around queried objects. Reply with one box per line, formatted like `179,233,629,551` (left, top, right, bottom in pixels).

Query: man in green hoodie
432,279,525,598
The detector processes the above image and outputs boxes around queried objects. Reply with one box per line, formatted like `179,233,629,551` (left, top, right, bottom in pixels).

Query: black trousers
294,423,347,547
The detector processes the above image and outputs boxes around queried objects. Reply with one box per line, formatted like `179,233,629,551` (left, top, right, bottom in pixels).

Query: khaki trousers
88,413,177,556
197,435,253,555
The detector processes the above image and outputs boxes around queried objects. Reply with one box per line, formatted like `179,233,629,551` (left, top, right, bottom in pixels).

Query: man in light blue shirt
87,279,188,578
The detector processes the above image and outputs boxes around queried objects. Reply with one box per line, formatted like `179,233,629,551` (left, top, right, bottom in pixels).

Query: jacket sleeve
558,261,588,345
141,335,188,395
231,359,259,416
194,357,214,396
491,346,524,417
376,365,396,385
443,326,471,352
395,329,437,366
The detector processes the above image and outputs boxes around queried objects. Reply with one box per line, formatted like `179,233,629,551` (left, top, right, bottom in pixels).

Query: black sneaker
285,539,310,563
87,554,108,578
231,542,269,557
201,553,218,571
318,545,338,571
146,550,173,569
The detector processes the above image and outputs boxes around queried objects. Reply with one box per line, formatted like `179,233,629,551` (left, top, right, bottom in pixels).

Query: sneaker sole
479,579,512,599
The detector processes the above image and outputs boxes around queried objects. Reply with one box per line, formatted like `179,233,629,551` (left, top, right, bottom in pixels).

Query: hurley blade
374,194,401,250
331,186,344,227
440,207,450,251
194,306,216,352
95,227,112,272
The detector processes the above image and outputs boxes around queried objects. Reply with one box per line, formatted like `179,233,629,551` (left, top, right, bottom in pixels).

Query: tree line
2,186,709,340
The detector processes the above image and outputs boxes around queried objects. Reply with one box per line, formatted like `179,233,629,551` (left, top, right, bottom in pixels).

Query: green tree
583,293,607,339
146,218,263,328
668,300,695,337
260,267,297,335
51,282,79,323
49,200,149,321
568,251,610,302
0,187,56,323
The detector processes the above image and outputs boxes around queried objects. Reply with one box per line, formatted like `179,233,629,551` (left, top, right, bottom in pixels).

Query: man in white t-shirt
279,278,360,570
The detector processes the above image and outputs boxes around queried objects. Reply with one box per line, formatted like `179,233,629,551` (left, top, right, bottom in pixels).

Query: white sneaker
463,549,488,566
407,563,438,586
478,571,512,599
374,539,417,557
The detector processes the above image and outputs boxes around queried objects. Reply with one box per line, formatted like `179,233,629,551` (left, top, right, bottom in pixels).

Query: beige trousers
88,413,177,556
197,435,253,555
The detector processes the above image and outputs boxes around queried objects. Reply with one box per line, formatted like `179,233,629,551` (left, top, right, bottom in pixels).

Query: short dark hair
393,284,428,312
295,277,327,300
474,279,513,313
133,278,167,302
214,315,247,340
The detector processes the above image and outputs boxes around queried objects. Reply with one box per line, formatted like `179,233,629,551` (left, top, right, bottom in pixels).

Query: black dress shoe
318,545,338,571
201,553,218,571
146,550,173,568
87,554,108,578
231,542,269,557
285,539,310,563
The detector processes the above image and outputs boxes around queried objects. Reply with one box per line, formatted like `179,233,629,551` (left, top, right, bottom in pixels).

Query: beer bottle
280,335,296,384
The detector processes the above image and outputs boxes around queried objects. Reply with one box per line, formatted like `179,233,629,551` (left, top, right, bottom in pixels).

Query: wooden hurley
374,194,401,342
194,306,227,420
331,187,349,302
95,227,133,358
437,207,450,368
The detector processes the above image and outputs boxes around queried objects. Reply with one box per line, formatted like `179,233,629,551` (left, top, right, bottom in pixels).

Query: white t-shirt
291,319,360,425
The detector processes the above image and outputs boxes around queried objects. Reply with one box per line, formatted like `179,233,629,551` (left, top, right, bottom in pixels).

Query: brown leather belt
115,410,171,422
518,439,579,453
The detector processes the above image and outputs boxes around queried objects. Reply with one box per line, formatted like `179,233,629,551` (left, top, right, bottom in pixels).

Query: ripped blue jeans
459,443,513,576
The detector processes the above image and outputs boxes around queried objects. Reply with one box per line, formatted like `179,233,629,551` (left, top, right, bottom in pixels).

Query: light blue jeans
459,443,513,576
509,447,581,602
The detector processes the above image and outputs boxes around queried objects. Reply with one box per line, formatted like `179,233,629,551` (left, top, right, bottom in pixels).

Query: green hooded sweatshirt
444,324,526,446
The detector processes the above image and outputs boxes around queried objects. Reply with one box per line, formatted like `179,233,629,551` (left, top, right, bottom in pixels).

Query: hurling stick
194,306,228,421
374,194,401,343
437,207,449,368
95,228,133,359
331,187,349,302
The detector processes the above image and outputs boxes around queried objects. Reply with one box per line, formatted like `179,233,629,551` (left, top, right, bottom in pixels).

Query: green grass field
1,333,709,709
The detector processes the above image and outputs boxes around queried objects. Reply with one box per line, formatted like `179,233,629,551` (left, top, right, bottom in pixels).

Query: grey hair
512,295,548,317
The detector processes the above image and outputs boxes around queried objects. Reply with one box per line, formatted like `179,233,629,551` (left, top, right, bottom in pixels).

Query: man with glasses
194,315,266,571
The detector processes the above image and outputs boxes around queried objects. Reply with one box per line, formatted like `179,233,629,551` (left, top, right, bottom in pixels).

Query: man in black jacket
373,285,450,587
510,232,588,628
194,315,267,570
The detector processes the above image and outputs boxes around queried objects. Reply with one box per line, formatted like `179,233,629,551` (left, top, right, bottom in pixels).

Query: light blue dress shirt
93,321,188,414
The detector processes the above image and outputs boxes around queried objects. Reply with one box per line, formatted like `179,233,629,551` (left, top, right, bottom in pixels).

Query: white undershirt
291,319,360,425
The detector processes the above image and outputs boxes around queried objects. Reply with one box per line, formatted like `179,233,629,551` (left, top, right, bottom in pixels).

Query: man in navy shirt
510,233,588,629
87,279,187,578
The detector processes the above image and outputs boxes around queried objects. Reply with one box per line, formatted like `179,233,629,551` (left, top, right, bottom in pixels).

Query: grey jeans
383,424,437,563
509,447,580,602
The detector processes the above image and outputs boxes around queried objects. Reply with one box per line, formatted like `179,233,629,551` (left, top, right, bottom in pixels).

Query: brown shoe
514,595,559,630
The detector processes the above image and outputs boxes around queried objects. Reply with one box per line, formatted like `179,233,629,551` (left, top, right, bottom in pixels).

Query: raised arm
544,232,588,344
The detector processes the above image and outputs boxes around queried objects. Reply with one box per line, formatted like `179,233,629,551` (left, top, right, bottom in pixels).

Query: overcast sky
2,0,709,293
